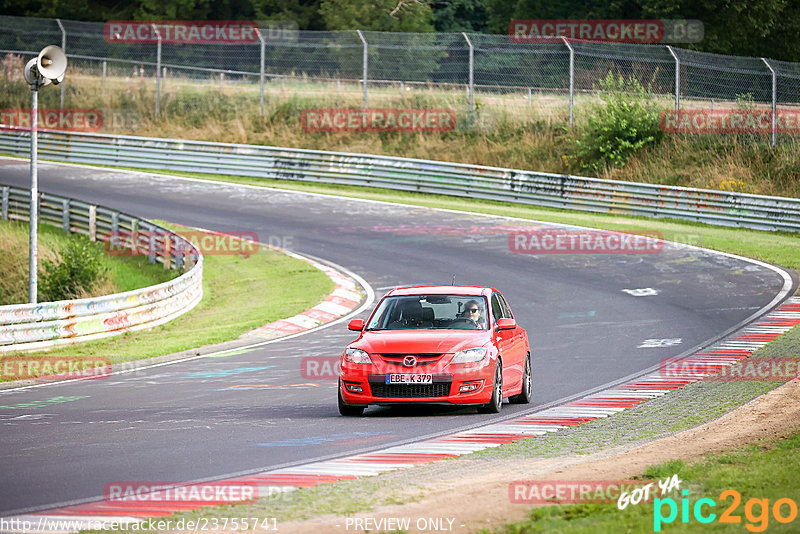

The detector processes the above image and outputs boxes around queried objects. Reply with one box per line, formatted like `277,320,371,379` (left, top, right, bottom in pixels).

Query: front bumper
340,372,493,406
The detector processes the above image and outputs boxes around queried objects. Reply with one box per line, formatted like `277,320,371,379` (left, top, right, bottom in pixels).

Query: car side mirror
348,319,365,331
496,318,516,330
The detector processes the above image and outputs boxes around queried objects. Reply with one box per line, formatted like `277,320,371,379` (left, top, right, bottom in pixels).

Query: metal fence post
561,37,574,127
761,58,777,147
356,30,368,109
666,45,680,112
102,60,107,87
88,205,97,241
175,238,185,271
56,18,66,109
62,198,70,232
163,235,171,270
28,85,38,304
153,24,161,115
1,187,8,221
110,211,119,234
257,28,265,112
462,32,474,112
147,225,156,264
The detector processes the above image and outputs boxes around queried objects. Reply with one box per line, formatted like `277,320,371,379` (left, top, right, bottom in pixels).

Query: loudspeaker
23,58,43,85
37,45,67,84
23,46,67,86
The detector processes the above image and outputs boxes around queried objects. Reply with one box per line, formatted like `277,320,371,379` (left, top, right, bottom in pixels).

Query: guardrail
1,129,799,232
0,182,203,352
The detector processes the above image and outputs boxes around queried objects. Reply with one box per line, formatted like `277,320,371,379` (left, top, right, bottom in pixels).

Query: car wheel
478,361,502,414
509,352,532,404
338,381,365,416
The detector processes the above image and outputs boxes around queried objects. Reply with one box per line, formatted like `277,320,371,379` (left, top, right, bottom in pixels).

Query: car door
497,292,525,390
491,292,518,393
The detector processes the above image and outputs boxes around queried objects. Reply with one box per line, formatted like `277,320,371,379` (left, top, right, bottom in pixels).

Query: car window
491,294,504,323
498,293,513,319
365,294,489,330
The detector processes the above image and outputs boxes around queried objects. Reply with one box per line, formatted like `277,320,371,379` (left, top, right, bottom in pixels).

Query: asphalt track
0,157,794,515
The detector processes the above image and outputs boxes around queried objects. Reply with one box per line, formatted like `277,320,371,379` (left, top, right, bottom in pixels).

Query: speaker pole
22,45,67,304
29,79,39,303
56,18,66,109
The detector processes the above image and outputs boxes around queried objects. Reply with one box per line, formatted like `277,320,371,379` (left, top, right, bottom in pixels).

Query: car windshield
365,294,489,330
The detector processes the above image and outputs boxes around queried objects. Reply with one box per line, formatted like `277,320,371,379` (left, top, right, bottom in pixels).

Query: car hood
355,329,490,354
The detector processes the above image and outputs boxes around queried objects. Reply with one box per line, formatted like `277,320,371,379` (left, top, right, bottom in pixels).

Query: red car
338,286,532,416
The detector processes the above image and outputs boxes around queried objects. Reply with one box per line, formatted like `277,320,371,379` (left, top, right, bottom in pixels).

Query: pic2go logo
654,489,799,532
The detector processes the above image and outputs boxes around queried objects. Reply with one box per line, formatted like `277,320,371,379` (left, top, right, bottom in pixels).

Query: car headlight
344,348,372,364
451,347,488,363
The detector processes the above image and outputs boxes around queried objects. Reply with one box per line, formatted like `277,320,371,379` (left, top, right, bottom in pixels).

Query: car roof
387,285,494,297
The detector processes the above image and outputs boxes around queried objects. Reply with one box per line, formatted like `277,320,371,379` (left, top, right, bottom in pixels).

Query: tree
252,0,326,30
484,0,516,34
431,0,488,32
482,0,800,61
319,0,434,32
640,0,794,60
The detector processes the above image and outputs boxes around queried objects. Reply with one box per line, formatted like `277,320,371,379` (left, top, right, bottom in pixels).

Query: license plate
386,373,433,384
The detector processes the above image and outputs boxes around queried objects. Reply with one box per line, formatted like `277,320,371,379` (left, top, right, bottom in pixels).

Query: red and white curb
6,297,799,532
247,252,364,339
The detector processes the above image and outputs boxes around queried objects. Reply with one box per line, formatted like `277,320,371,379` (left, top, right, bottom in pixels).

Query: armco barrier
0,183,203,352
1,129,799,232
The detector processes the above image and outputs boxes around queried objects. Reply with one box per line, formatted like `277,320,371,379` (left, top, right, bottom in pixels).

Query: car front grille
370,382,451,398
377,353,443,367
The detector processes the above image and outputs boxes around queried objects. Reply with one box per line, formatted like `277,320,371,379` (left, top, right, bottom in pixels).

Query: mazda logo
402,355,417,367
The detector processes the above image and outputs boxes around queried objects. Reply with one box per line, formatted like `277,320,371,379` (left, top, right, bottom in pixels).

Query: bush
570,72,663,173
40,236,109,302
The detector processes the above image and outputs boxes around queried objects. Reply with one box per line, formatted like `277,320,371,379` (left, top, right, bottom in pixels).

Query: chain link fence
1,15,799,145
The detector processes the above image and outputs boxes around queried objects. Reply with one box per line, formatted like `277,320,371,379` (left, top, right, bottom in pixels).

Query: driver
460,300,486,328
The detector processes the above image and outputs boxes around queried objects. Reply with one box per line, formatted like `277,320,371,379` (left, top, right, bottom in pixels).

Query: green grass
490,429,800,533
3,221,335,366
0,220,176,305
